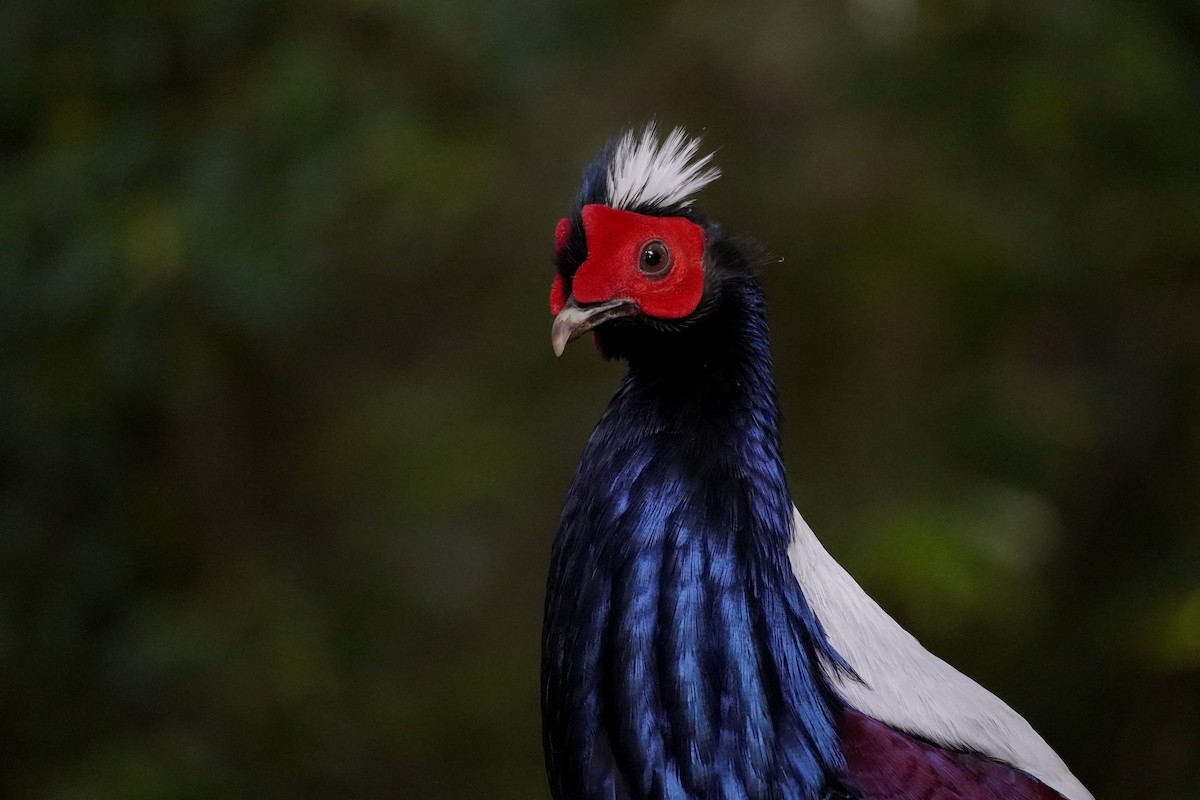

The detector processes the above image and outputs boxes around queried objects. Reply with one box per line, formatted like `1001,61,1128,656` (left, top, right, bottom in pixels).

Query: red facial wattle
549,205,706,319
549,275,567,316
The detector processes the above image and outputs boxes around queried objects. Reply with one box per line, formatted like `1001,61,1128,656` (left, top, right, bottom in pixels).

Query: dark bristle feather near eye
576,136,618,208
555,214,589,282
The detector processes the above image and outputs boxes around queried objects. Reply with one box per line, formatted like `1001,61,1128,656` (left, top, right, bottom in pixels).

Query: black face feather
576,134,618,208
552,134,619,287
553,216,587,284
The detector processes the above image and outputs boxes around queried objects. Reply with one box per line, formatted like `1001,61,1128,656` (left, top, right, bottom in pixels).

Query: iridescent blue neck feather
543,275,849,800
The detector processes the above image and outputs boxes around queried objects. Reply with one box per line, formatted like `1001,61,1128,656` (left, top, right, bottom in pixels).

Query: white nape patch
606,125,721,212
788,508,1094,800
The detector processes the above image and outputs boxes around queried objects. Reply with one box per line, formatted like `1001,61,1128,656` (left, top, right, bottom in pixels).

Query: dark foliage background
3,0,1199,797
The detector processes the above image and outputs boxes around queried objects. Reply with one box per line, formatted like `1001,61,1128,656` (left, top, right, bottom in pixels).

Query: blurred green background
3,0,1199,797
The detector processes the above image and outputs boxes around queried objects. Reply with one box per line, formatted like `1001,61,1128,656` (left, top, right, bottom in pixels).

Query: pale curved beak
551,298,637,356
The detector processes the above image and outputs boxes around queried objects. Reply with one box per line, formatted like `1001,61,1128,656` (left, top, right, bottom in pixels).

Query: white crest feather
606,125,720,211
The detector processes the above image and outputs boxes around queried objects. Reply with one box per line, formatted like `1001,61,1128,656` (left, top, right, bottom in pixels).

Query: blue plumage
542,126,1088,800
543,276,849,799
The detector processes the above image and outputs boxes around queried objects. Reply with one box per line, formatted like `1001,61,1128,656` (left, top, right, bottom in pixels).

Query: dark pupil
642,247,661,267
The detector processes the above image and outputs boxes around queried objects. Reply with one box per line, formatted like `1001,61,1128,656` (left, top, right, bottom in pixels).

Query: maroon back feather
839,708,1065,800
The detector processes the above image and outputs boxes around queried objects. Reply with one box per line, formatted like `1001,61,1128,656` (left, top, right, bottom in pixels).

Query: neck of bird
544,276,847,800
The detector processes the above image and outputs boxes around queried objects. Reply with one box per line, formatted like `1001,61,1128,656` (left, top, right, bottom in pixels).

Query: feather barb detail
605,125,720,212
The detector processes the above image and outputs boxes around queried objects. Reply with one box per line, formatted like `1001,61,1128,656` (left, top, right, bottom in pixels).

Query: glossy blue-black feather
543,276,851,800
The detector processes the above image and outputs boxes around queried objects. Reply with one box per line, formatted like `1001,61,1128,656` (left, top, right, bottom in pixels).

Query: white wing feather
788,507,1094,800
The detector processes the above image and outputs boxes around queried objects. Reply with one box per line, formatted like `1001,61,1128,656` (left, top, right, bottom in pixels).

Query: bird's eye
639,240,671,278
